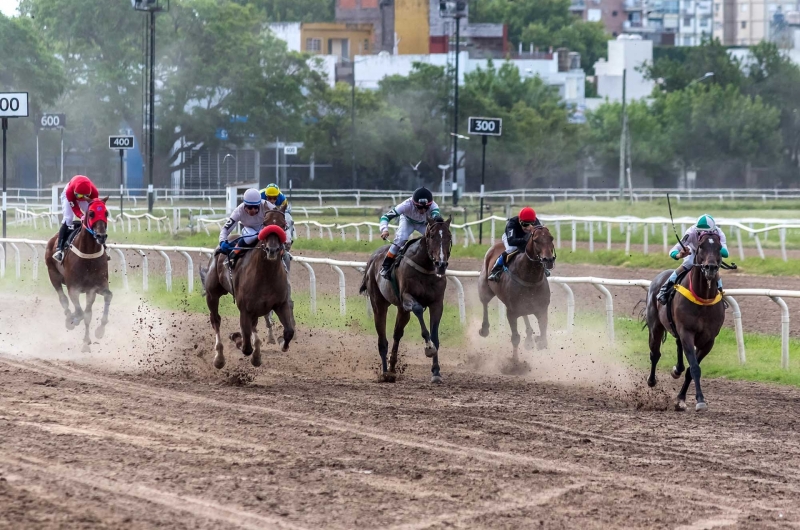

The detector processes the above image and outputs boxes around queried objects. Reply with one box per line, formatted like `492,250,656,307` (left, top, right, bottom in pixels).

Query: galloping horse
44,198,113,352
645,233,725,411
360,216,452,383
200,207,295,369
478,226,556,367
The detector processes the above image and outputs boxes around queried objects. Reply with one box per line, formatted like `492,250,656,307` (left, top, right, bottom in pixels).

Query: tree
242,0,334,22
643,38,744,93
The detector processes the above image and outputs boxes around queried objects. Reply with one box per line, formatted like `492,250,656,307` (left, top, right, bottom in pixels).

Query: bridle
259,211,287,257
524,226,556,266
424,221,452,267
694,232,721,279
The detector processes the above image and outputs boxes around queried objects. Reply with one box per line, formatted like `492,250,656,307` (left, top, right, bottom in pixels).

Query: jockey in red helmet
53,175,100,262
488,206,545,281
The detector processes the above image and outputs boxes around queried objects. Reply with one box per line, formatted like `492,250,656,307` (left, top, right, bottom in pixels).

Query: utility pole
451,16,461,206
147,8,156,213
619,68,627,199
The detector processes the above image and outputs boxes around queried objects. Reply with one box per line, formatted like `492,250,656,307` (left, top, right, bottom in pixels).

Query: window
683,35,692,45
684,15,692,25
363,39,369,52
306,38,322,52
740,3,747,11
741,20,747,28
612,9,618,16
700,16,709,26
714,2,719,12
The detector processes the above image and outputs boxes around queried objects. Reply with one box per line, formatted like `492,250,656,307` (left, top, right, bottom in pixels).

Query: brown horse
645,233,725,412
478,226,556,368
359,216,452,383
199,207,295,370
44,197,113,353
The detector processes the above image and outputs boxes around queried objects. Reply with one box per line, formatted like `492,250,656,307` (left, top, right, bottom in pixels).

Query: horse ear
102,196,109,204
446,215,452,226
280,202,288,213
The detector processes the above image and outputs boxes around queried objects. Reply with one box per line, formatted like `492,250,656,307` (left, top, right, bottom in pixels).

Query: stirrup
488,268,503,281
380,266,391,279
53,250,64,263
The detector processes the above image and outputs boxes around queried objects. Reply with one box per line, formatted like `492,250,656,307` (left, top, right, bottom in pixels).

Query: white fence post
593,283,614,343
137,250,148,291
178,251,194,293
571,220,577,252
724,295,746,365
112,248,129,291
770,296,790,369
331,265,346,316
300,262,317,314
447,276,466,325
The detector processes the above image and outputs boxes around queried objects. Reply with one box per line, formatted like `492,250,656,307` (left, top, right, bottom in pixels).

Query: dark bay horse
645,233,725,412
359,216,452,383
478,226,556,368
199,208,295,369
44,198,113,353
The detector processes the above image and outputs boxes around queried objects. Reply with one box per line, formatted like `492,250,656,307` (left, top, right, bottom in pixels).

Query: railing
0,238,796,370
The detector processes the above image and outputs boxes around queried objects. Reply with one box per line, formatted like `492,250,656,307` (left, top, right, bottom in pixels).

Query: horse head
525,226,556,270
424,215,452,277
85,197,110,246
696,231,722,283
260,209,287,261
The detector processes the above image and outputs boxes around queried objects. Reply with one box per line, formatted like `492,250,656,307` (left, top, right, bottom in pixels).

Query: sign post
0,92,30,258
467,117,502,244
35,113,67,191
109,135,135,220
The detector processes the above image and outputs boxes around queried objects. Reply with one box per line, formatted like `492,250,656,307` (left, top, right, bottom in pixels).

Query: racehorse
359,215,452,383
44,197,113,353
199,207,295,369
645,232,725,411
263,209,295,345
477,226,556,369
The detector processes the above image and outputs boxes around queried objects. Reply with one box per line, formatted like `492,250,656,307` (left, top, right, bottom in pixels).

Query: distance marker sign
467,117,502,136
109,135,135,149
37,113,66,130
0,92,29,118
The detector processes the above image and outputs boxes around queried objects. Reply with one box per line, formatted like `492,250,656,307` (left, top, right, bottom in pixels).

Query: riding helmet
73,177,93,197
264,183,281,197
412,187,433,208
243,188,262,206
518,207,537,223
696,214,716,230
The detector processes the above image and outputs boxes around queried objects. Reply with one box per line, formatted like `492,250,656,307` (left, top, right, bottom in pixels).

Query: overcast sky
0,0,18,16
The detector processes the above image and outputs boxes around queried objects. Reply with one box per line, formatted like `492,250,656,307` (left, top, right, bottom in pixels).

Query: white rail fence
0,238,796,370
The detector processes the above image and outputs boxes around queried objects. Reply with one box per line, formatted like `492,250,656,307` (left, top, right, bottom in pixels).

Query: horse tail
359,261,371,295
634,299,648,330
199,264,208,296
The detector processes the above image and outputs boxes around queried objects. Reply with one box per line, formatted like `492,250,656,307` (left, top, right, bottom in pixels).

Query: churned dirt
1,289,800,529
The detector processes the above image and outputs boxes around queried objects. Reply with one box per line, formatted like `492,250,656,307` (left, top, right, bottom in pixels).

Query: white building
590,35,655,107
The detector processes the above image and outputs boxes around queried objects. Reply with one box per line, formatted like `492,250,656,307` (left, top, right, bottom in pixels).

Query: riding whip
666,193,687,252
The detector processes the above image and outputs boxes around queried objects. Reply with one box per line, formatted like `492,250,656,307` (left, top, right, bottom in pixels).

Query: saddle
664,268,690,338
385,238,422,297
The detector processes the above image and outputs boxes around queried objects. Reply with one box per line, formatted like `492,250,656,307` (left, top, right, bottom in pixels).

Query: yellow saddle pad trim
674,284,723,306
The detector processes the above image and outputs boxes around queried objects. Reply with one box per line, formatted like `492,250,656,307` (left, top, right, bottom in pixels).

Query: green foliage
241,0,334,22
645,38,745,92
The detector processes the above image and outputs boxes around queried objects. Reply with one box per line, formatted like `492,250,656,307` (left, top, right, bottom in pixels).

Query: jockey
657,214,729,305
53,175,100,263
218,188,276,268
260,183,289,208
488,206,544,281
379,187,442,279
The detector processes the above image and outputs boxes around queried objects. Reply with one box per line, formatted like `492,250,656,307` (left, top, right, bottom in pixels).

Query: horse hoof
251,351,262,367
95,327,105,339
671,366,681,379
65,321,75,331
281,341,290,353
695,401,708,412
647,377,657,388
675,400,687,412
267,336,277,345
500,359,531,376
478,326,489,338
535,339,548,350
379,372,397,383
213,354,225,370
424,345,437,358
430,375,443,384
82,344,91,353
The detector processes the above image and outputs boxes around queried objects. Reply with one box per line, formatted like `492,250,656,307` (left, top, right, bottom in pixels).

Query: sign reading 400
109,135,135,150
0,92,29,118
467,117,502,136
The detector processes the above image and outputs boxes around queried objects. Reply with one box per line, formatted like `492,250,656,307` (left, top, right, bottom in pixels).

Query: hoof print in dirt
500,359,532,376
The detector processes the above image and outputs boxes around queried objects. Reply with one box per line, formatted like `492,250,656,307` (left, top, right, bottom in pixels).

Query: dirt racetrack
2,291,800,529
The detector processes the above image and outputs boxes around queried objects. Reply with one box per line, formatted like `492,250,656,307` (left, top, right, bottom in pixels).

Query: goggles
414,202,431,210
75,193,86,199
244,204,260,211
520,221,535,228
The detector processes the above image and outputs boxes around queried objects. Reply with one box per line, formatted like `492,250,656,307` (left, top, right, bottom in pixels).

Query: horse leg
402,294,435,358
532,308,549,350
671,338,685,379
388,309,411,382
250,316,262,367
681,339,707,411
273,301,295,353
522,315,535,350
428,302,444,384
647,322,665,388
508,313,521,364
207,293,225,370
238,311,255,357
81,291,97,353
675,369,692,411
95,288,113,339
48,269,73,326
67,286,84,328
372,294,391,381
264,311,277,345
478,280,494,338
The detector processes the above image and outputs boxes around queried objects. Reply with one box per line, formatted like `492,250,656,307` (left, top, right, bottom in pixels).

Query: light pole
440,0,467,206
437,164,450,204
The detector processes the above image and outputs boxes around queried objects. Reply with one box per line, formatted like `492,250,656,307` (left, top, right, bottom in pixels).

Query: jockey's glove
219,240,235,252
670,250,680,260
721,247,729,258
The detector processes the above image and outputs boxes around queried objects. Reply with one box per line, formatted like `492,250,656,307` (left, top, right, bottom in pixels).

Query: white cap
243,188,261,206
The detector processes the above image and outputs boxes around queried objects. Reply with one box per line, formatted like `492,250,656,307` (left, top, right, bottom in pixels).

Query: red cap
519,207,536,223
72,176,93,196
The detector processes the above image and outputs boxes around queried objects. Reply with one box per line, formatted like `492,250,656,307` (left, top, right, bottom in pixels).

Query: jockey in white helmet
218,188,275,268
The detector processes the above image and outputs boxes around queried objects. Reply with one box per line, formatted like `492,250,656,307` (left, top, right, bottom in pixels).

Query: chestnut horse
44,197,113,352
478,226,556,368
359,215,452,383
645,233,725,412
199,207,295,369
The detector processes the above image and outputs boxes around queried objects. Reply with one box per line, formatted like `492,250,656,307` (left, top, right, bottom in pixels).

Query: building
335,0,394,53
590,35,655,105
570,0,627,36
713,0,799,45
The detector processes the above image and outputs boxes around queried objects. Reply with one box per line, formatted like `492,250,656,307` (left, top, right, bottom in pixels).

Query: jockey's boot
227,248,243,270
488,253,507,281
53,223,70,263
717,277,724,293
380,254,395,279
657,270,680,305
